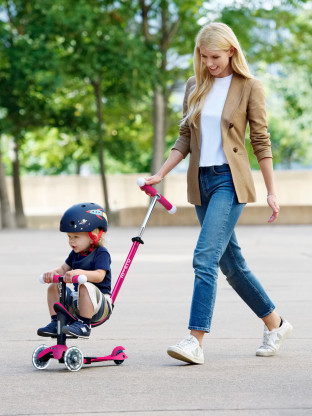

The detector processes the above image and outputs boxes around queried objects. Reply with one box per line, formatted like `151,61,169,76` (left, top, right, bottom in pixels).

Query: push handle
39,274,87,284
137,177,177,214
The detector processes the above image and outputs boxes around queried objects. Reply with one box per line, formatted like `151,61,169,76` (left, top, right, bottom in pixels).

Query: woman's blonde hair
183,22,253,127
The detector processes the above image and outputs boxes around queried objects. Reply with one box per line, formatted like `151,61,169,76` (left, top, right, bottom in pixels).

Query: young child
37,202,112,339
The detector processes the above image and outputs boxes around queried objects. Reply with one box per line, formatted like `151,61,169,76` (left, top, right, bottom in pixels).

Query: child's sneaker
62,320,91,339
167,335,204,364
37,320,57,337
256,319,293,357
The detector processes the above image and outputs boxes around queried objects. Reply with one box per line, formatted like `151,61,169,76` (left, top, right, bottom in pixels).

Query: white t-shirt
199,74,233,167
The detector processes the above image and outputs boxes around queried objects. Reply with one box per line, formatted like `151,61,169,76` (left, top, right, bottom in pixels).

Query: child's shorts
65,282,112,323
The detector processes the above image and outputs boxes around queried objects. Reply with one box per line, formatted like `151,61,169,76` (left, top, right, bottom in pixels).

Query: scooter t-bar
110,178,177,304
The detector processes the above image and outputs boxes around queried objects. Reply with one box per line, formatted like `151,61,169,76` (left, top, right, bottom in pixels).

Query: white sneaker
256,319,293,357
167,335,204,364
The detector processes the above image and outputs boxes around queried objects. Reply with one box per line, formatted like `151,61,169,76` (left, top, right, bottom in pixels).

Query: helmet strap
87,230,103,252
79,230,103,256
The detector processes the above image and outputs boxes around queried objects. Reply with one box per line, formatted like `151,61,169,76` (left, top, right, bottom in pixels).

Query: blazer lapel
221,73,246,138
193,113,201,149
192,73,246,150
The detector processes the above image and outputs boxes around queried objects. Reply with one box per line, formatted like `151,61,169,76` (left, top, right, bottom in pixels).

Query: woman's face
199,46,234,78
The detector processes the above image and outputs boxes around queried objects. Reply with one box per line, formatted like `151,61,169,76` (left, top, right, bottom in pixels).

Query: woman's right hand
140,174,163,196
144,173,163,186
142,149,183,190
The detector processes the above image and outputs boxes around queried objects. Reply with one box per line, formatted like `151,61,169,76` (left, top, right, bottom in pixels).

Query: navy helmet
60,202,108,233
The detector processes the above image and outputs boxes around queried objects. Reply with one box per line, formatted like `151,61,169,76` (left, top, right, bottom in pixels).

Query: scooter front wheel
64,346,84,372
32,344,51,370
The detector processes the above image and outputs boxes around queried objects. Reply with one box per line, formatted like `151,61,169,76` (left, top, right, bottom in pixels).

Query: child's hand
63,270,84,283
42,271,57,283
63,270,76,283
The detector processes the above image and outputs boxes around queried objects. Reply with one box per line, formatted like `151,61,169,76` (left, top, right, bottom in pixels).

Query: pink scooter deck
84,346,127,364
38,344,127,364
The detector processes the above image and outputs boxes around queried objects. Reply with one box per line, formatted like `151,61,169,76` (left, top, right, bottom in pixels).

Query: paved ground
0,224,311,415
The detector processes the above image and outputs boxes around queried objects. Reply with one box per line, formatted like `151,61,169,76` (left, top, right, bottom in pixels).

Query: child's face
67,232,92,253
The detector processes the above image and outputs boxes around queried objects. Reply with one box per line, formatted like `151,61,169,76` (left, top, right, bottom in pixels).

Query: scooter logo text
120,258,131,279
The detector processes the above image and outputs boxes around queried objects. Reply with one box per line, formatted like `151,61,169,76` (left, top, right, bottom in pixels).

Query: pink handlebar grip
137,178,176,214
39,274,87,284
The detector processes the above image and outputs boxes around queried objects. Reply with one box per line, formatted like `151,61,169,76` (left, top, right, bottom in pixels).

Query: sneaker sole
62,328,90,339
256,323,293,357
167,347,204,364
37,330,57,337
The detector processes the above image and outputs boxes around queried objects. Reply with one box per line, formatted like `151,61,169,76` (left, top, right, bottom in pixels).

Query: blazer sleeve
172,77,195,158
247,79,273,161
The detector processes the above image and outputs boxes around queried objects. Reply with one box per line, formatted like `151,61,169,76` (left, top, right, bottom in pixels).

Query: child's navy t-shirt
65,246,111,295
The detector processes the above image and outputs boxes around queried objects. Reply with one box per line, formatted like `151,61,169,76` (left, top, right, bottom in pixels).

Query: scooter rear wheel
114,349,125,365
64,346,84,372
32,344,51,370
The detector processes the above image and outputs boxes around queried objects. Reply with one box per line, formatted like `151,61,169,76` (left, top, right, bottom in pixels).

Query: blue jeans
189,165,275,332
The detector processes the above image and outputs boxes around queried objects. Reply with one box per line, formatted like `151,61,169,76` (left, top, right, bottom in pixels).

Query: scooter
32,178,176,371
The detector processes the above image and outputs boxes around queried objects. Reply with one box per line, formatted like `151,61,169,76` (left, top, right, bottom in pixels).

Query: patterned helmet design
60,202,108,232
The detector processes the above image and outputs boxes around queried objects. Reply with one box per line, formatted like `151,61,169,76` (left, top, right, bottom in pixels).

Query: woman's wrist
156,170,166,181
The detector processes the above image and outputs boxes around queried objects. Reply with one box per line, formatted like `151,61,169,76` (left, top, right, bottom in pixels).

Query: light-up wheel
64,346,84,372
32,344,51,370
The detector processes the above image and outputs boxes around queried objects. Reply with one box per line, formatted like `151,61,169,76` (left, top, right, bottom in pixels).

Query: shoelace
178,336,197,348
263,330,270,343
261,330,276,350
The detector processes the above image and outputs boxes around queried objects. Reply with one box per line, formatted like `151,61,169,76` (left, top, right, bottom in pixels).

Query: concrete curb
23,204,312,229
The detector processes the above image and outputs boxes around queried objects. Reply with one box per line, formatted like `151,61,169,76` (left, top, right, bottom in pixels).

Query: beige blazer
173,72,272,205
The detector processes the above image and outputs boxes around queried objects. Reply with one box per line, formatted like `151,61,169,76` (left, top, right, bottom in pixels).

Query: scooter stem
110,194,159,304
138,195,159,238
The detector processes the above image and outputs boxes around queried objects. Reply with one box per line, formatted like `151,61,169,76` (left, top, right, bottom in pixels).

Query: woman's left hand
267,194,280,223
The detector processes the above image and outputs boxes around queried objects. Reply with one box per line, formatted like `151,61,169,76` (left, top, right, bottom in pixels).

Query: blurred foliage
0,0,311,175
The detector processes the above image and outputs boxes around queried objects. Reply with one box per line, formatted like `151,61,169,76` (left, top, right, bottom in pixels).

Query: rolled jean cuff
188,325,210,333
257,306,276,319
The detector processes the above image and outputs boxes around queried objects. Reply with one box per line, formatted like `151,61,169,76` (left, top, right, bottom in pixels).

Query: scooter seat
53,303,77,323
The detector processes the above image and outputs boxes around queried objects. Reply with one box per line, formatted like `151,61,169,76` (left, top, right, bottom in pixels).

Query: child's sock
77,315,91,326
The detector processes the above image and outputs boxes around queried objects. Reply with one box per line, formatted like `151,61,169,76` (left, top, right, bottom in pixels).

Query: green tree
19,78,97,176
40,0,154,217
218,1,312,169
138,0,203,190
1,0,311,228
266,65,312,168
0,0,53,227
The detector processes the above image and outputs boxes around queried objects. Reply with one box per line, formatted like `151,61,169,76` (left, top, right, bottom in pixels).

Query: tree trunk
91,79,111,218
151,85,166,174
12,138,27,228
76,161,81,175
151,85,168,194
140,0,180,195
0,149,15,228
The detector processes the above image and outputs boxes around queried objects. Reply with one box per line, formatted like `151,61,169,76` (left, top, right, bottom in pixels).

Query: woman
144,22,292,364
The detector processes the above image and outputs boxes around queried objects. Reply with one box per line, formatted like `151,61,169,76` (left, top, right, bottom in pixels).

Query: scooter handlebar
137,177,177,214
39,274,87,284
